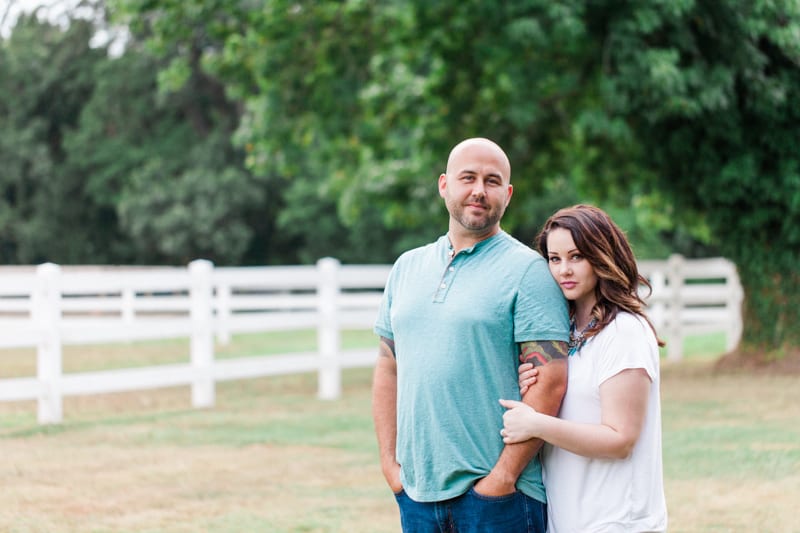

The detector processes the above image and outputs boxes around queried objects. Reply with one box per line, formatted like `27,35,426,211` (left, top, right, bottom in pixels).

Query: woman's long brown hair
536,204,665,347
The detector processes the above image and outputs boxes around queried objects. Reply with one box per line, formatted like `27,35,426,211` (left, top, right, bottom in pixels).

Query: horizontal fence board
337,265,392,288
679,285,739,304
0,376,40,401
338,310,382,329
213,266,318,289
677,259,738,278
59,319,193,344
0,300,32,313
338,293,384,309
223,312,319,333
60,363,195,395
339,349,379,368
0,322,42,348
647,286,737,305
60,270,189,293
0,276,36,293
223,293,318,311
130,297,192,313
679,308,734,323
213,352,318,381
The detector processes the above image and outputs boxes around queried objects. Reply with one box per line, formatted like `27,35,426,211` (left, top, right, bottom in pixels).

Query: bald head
445,138,511,183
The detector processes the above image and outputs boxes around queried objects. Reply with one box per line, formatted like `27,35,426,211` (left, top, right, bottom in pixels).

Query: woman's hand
518,362,540,395
498,399,544,444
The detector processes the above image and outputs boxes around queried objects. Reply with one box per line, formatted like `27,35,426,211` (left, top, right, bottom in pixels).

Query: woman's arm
500,367,651,459
477,340,567,496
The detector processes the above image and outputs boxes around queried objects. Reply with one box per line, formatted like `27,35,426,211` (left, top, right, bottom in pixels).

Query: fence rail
0,255,743,424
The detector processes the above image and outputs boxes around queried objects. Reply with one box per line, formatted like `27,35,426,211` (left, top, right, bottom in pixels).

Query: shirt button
440,283,446,288
449,267,455,272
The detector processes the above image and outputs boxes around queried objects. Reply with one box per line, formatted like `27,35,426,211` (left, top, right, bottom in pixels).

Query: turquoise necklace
568,317,597,356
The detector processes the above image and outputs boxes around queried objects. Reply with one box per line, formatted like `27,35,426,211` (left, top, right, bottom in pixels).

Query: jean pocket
467,486,518,503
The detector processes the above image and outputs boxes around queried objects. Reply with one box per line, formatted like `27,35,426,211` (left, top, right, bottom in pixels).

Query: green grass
681,331,727,359
216,328,378,359
658,331,727,361
0,328,379,377
663,406,800,479
1,331,798,532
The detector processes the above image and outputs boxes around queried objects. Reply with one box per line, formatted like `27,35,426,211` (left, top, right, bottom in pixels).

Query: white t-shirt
542,312,668,532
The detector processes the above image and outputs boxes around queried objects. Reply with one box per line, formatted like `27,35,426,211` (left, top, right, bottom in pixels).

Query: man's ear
438,173,448,198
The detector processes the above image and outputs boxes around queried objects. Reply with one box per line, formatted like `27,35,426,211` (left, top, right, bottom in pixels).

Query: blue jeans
394,487,547,533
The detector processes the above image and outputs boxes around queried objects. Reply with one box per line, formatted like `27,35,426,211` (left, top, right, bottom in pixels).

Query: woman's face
546,227,598,308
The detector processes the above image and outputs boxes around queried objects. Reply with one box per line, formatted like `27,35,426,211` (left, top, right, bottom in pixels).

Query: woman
499,204,668,532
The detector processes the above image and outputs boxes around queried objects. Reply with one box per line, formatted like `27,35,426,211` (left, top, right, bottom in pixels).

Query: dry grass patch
1,338,799,532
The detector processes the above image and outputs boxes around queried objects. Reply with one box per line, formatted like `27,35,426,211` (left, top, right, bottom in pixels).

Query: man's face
438,142,513,234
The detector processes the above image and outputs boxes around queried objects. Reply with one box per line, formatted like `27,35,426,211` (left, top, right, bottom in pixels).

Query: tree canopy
2,0,798,354
594,1,800,351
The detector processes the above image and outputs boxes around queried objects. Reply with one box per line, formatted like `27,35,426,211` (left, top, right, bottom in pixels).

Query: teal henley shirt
374,231,569,503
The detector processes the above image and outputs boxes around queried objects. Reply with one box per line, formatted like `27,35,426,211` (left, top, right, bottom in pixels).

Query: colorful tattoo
519,340,568,367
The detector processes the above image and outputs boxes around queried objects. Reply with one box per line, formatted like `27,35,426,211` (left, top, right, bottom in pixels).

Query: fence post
666,254,684,361
648,270,667,333
216,282,232,345
726,261,744,352
121,285,135,342
317,257,341,400
189,259,215,408
33,263,63,424
121,286,135,324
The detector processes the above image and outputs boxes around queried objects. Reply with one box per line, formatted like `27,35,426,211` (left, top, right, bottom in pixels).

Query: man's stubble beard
448,200,506,233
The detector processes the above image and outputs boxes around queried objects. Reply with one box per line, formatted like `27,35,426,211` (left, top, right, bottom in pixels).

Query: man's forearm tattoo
519,340,568,367
380,336,396,358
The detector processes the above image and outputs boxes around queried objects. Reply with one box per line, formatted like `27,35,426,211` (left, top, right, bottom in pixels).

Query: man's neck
447,226,500,254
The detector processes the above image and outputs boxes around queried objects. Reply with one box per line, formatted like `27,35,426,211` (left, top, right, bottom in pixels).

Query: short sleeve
374,262,397,340
595,314,659,385
514,257,570,343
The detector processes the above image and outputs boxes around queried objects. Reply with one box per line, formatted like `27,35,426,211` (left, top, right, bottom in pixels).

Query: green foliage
4,0,799,351
117,150,263,264
0,15,105,263
1,5,278,265
594,0,800,350
107,2,607,259
71,44,272,264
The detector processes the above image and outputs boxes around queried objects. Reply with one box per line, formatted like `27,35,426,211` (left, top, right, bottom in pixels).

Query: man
372,137,570,532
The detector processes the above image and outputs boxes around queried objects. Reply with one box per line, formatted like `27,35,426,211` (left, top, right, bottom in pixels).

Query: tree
0,2,276,265
106,0,800,356
0,13,108,263
64,47,269,265
111,1,613,260
591,0,800,355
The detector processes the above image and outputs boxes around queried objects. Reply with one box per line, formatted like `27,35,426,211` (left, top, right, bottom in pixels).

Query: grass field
1,331,799,532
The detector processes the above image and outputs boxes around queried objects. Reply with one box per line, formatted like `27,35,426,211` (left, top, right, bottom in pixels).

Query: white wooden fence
638,255,744,361
0,255,742,424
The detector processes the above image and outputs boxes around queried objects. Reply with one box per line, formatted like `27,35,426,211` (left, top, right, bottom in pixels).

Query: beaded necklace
568,317,597,356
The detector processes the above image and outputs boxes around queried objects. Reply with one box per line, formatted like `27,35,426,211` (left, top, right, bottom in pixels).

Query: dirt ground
0,362,798,532
0,376,399,533
714,345,800,374
0,438,396,532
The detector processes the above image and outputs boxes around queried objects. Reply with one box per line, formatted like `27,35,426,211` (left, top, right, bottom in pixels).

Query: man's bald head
445,138,511,183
